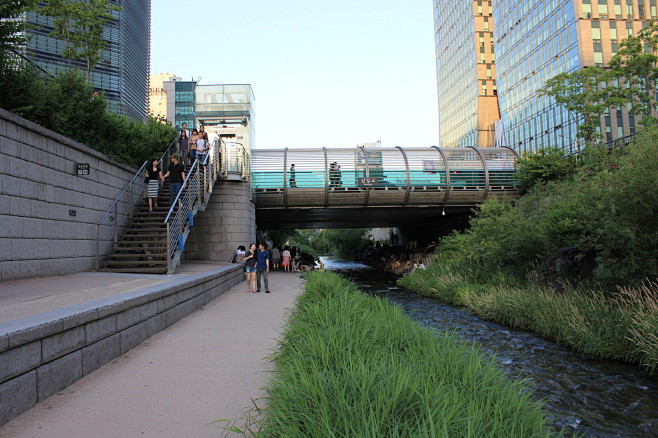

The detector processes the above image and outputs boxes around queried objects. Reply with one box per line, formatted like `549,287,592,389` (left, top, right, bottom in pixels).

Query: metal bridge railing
251,146,521,209
95,139,177,270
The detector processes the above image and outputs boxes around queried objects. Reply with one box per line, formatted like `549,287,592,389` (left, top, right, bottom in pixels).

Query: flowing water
320,258,658,437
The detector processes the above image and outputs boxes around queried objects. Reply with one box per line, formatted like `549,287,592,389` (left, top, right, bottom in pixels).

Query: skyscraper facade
435,0,655,154
21,0,150,120
434,0,500,147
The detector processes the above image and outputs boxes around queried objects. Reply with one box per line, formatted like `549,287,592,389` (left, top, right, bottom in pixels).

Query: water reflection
320,257,658,437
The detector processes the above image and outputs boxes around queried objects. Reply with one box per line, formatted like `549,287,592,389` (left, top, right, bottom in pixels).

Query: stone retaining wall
0,108,137,282
186,179,256,263
0,264,243,426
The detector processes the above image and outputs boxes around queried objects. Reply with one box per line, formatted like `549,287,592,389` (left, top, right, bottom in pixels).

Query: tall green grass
399,262,658,374
255,272,558,437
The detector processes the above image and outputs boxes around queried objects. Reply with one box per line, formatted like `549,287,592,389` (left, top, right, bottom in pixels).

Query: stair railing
163,137,224,274
95,138,177,270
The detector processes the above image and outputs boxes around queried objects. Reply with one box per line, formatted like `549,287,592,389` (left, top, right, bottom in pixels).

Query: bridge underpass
251,146,521,229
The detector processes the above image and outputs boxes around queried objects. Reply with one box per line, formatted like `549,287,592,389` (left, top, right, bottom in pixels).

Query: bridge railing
251,146,520,209
95,139,177,270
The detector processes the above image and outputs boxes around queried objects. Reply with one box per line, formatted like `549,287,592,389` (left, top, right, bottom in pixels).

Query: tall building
20,0,150,120
493,0,654,154
148,72,179,119
435,1,655,154
434,0,500,147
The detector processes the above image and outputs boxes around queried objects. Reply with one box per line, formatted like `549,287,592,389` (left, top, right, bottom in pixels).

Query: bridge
251,146,521,228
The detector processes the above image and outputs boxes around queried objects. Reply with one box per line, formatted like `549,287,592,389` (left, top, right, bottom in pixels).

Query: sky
151,1,439,149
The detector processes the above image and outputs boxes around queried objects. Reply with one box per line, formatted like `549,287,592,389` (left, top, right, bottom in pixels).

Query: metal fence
95,139,177,269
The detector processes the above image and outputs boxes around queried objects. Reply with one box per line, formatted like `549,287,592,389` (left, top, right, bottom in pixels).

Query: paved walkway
0,267,303,438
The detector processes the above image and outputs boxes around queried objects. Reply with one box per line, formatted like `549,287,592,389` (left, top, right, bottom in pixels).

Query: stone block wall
0,109,136,282
186,179,256,262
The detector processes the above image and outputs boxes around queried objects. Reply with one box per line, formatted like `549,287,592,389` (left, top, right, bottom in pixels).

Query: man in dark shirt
163,155,186,209
256,243,270,293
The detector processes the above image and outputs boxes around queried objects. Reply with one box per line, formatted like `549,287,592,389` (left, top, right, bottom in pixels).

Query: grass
250,271,559,437
398,261,658,374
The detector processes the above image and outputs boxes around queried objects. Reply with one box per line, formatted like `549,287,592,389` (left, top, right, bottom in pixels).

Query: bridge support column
185,179,256,263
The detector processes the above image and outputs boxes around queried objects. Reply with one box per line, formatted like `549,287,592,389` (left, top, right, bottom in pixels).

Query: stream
320,258,658,437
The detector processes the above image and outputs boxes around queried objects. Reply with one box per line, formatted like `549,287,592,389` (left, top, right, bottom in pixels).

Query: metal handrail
162,137,226,274
95,138,177,270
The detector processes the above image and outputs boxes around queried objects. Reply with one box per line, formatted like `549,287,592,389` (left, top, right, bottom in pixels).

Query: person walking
178,129,189,166
145,159,164,212
243,243,258,293
195,132,209,164
231,245,246,264
256,243,270,293
282,246,291,272
270,245,280,271
188,129,200,163
163,155,185,209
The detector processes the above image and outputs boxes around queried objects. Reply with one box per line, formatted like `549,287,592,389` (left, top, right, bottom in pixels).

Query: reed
255,271,558,437
399,264,658,374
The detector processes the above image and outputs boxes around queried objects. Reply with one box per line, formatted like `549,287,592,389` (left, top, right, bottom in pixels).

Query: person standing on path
256,243,271,293
270,245,280,271
281,246,291,272
163,155,185,209
243,243,258,293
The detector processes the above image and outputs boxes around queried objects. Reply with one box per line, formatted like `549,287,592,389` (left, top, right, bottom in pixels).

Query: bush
432,128,658,287
0,66,175,168
515,146,578,189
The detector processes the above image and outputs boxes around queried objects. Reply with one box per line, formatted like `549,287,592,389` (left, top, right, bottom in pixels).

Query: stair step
99,267,168,274
106,253,167,259
102,260,168,266
114,240,168,246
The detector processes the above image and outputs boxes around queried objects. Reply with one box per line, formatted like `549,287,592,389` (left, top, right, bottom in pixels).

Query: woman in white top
281,247,291,272
195,135,208,164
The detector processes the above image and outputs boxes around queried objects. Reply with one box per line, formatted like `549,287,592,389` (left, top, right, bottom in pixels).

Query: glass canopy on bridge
250,146,520,209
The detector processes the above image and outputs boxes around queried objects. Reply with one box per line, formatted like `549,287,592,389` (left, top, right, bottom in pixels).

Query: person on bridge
289,164,296,187
256,243,271,293
243,243,257,293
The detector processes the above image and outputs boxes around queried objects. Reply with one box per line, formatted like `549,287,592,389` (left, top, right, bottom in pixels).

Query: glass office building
493,0,654,154
20,0,150,120
434,0,501,147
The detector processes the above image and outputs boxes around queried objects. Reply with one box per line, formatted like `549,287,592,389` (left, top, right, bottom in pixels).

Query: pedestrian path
0,270,303,438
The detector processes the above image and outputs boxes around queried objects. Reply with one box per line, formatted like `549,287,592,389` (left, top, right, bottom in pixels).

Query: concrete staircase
100,184,177,274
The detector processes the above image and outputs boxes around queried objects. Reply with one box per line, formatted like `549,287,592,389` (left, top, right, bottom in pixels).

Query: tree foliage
514,146,578,189
608,18,658,121
539,67,611,143
0,67,175,167
437,128,658,287
41,0,119,82
540,20,658,144
0,0,38,66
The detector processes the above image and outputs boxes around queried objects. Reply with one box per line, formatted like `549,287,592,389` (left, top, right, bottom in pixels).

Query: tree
41,0,119,82
608,19,658,123
538,66,612,144
0,0,38,66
